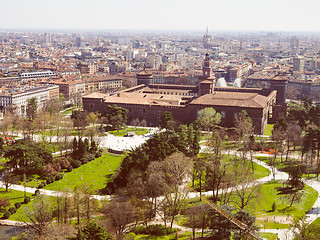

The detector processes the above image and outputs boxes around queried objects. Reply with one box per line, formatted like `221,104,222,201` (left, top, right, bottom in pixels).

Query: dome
233,78,242,87
216,77,227,87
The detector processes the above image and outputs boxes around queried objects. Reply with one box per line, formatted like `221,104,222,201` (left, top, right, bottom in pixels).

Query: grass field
254,156,295,172
108,127,150,136
248,181,318,228
43,152,124,192
0,188,33,219
134,232,209,239
192,155,271,191
258,232,278,240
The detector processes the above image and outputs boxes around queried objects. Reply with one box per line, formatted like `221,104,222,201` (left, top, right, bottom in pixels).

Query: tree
284,122,302,161
186,204,210,239
26,97,38,120
233,209,257,240
21,195,53,235
105,105,128,131
0,137,4,151
44,98,64,115
1,171,17,192
205,158,227,204
287,164,304,189
193,158,206,201
160,152,193,228
207,205,234,240
197,107,221,132
235,110,253,152
4,140,53,174
0,198,10,211
102,200,135,240
145,172,166,221
158,111,173,129
69,221,113,240
291,216,320,240
231,165,260,209
73,110,89,134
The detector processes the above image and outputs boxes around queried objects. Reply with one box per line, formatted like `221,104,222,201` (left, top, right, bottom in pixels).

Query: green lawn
248,181,318,228
264,124,274,136
258,232,278,240
134,232,209,239
35,129,81,137
108,127,150,136
62,107,76,115
0,188,33,219
43,153,124,192
192,155,270,191
252,161,271,179
254,156,296,172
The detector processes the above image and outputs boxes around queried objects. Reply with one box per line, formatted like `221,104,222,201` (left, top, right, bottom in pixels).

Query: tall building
291,36,299,49
44,33,52,45
293,56,305,72
203,27,211,49
76,37,81,47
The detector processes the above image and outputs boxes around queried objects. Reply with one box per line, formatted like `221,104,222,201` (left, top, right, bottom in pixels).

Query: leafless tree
231,166,260,209
160,152,193,228
102,200,136,240
21,195,54,235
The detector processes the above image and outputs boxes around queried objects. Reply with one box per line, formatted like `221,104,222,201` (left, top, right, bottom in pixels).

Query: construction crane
191,189,264,240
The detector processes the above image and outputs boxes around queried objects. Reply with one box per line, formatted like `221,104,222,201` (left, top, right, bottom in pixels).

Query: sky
0,0,320,32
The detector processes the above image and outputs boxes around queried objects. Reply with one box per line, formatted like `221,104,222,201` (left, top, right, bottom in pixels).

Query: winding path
2,140,320,239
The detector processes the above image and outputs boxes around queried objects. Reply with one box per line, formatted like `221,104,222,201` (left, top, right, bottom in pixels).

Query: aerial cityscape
1,1,320,240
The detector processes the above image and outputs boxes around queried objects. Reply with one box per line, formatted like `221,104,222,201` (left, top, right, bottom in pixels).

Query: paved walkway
2,137,320,239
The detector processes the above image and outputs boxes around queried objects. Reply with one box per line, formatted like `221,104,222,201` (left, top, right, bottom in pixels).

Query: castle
83,54,286,134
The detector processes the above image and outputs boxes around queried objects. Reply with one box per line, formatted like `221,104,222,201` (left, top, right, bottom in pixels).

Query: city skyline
1,0,320,33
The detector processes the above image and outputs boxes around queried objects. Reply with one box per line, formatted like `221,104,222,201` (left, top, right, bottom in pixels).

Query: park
1,100,320,239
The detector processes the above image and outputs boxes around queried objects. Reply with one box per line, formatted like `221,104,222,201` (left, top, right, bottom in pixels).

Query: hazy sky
1,0,319,32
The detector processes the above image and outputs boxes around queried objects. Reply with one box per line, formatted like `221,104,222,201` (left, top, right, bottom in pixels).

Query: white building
19,71,56,80
0,85,59,116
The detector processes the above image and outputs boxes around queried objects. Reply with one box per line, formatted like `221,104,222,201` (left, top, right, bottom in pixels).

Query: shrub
24,196,31,204
46,176,55,185
0,198,10,210
272,201,276,212
81,153,95,164
8,207,17,214
130,224,177,236
80,157,88,164
57,158,70,169
14,202,21,209
34,189,40,196
43,163,61,178
124,233,136,240
95,151,102,158
67,165,73,172
3,211,11,219
55,174,63,181
70,160,81,169
37,182,46,189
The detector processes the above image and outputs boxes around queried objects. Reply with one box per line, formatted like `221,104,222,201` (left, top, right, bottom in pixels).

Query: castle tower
202,53,211,79
270,74,288,122
270,74,288,105
137,67,152,86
